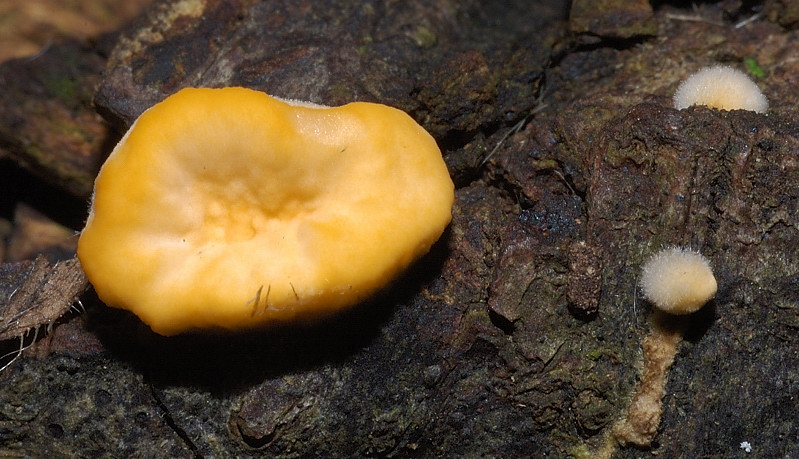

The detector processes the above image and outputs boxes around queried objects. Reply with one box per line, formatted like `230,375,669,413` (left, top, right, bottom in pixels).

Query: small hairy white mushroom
673,65,768,113
640,247,717,315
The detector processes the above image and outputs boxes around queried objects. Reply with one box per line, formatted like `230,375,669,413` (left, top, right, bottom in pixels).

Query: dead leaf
0,255,88,341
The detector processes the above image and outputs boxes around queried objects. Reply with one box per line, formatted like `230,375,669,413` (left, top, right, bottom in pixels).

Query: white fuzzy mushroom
639,247,717,315
674,65,768,113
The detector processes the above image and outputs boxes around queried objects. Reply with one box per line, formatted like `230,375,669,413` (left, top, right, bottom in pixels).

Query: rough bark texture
1,0,799,457
0,39,111,198
94,0,564,139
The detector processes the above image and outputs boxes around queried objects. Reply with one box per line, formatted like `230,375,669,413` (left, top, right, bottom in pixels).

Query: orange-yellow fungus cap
78,87,454,335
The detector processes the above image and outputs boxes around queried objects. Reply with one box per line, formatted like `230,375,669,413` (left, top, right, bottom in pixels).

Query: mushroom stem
613,312,685,446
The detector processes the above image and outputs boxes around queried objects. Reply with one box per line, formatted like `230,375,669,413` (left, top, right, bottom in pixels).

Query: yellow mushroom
78,87,454,336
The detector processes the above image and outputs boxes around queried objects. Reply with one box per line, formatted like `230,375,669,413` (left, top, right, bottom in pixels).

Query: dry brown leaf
0,255,88,341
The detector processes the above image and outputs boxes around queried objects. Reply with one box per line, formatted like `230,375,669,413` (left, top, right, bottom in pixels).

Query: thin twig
734,12,764,29
664,13,725,27
480,103,549,169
